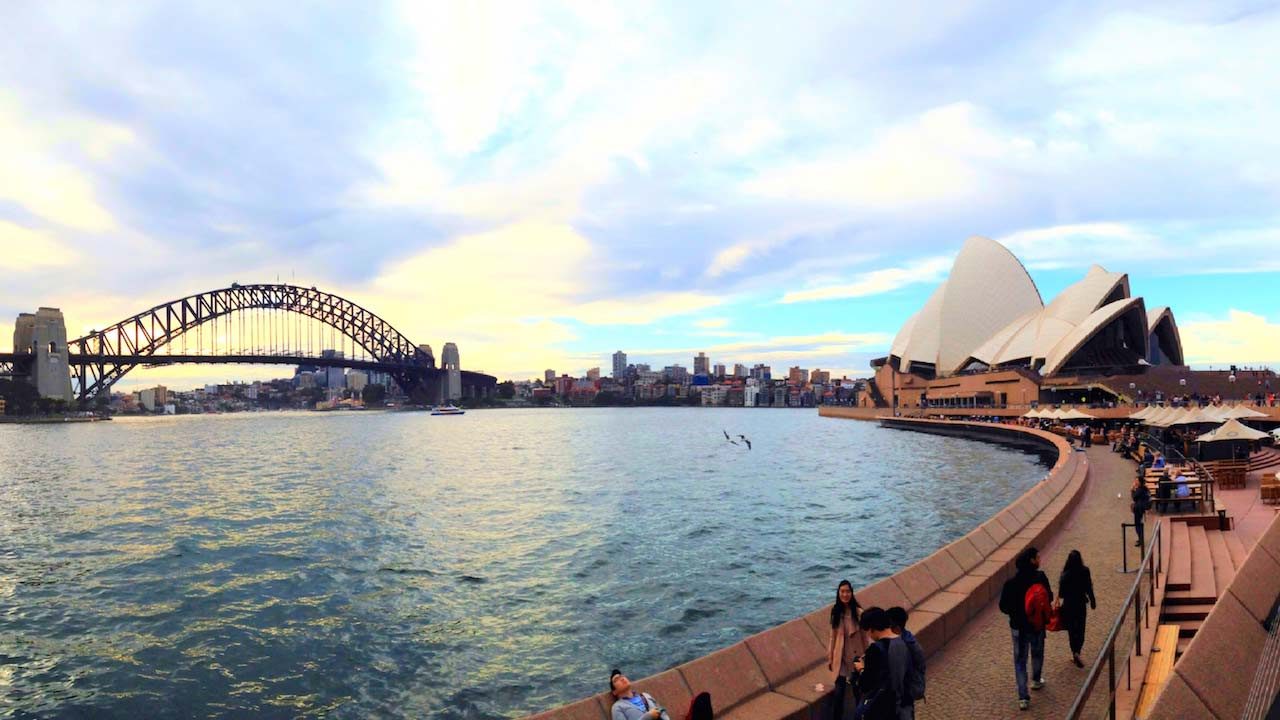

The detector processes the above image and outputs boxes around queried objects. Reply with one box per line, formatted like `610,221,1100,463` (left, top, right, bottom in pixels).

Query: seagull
723,429,730,440
738,434,752,450
729,439,740,446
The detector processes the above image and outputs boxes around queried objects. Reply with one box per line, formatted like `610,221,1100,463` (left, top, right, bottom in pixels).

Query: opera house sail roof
887,237,1184,379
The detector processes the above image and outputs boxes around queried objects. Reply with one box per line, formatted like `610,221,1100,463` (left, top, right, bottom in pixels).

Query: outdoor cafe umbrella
1129,406,1154,421
1022,408,1044,419
1195,418,1271,443
1169,407,1222,426
1218,405,1268,420
1059,408,1096,421
1145,407,1178,427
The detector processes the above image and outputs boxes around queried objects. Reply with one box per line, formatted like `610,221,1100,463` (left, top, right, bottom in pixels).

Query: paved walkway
919,446,1140,719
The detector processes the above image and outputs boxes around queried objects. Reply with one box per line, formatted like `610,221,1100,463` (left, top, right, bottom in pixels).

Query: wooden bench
1135,624,1181,719
1204,460,1249,490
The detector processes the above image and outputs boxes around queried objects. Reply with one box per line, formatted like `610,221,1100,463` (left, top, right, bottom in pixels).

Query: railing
1066,519,1164,720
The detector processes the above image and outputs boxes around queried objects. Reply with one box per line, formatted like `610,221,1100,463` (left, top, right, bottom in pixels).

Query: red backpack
1024,583,1053,632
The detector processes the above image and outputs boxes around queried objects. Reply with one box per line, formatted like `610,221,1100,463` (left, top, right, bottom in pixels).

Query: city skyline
3,3,1280,391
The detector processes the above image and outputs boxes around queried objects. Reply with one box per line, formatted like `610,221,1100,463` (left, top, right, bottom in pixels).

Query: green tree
497,381,515,399
0,379,40,416
362,383,387,406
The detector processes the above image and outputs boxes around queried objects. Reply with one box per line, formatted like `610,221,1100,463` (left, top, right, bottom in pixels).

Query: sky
2,1,1279,390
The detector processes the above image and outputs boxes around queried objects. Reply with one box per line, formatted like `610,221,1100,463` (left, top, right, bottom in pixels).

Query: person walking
999,547,1053,711
826,579,866,720
1131,477,1152,548
1057,550,1097,668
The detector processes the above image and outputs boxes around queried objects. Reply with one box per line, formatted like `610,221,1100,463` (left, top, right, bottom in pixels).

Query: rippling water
0,408,1051,718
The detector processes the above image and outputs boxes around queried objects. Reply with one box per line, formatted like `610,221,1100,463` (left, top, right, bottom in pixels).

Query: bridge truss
67,284,438,402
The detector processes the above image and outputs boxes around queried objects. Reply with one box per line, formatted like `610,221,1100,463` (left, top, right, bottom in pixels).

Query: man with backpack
999,547,1054,711
886,607,926,719
851,608,913,720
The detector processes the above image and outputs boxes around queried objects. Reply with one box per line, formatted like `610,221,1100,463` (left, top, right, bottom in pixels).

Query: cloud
694,318,729,329
0,93,128,231
1180,310,1280,367
0,220,78,269
780,256,953,304
997,222,1166,270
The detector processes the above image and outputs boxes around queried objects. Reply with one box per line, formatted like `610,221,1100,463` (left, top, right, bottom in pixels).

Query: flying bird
723,430,730,440
738,435,752,450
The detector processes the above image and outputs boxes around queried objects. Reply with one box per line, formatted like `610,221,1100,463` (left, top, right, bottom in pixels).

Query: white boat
431,404,465,415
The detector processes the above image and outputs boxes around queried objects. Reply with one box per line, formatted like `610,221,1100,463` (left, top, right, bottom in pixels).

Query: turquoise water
0,408,1050,718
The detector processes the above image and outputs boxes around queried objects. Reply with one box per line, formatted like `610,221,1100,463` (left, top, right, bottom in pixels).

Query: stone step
1176,635,1192,656
1167,521,1192,591
1176,619,1203,638
1187,524,1217,602
1161,602,1215,621
1223,531,1250,570
1206,529,1237,591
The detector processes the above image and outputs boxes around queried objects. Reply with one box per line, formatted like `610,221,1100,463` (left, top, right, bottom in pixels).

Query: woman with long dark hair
825,579,865,720
1057,549,1096,668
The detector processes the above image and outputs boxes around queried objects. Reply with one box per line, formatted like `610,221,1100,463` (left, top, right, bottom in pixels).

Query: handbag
1047,604,1063,632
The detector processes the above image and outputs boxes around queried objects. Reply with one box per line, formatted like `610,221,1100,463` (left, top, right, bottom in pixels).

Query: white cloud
0,220,77,269
694,318,729,329
780,256,952,304
997,222,1166,270
1180,310,1280,367
0,93,130,232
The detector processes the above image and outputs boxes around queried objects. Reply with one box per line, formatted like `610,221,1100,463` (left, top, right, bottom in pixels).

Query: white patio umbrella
1168,407,1222,426
1144,407,1178,427
1195,418,1271,443
1218,405,1268,420
1129,406,1154,420
1059,408,1096,421
1022,408,1044,419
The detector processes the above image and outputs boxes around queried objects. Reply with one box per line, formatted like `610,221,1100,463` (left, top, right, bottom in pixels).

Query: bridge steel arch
68,284,436,402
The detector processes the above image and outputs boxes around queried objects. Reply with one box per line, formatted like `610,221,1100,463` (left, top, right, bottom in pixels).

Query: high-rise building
612,351,627,379
712,363,726,379
665,364,689,384
347,370,368,393
441,342,461,401
733,363,747,378
545,369,555,383
693,352,709,376
788,366,809,384
811,369,831,385
586,367,600,381
321,349,346,390
751,364,772,382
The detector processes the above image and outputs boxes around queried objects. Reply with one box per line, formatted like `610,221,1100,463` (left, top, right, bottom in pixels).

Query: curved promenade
524,412,1087,719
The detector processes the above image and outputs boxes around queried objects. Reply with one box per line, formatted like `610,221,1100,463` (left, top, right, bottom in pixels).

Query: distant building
712,363,726,379
788,366,809,384
545,369,555,383
811,369,831,384
694,352,710,376
665,364,689,385
743,379,761,407
733,363,748,379
612,351,627,379
751,364,772,383
137,385,168,411
347,370,368,393
586,367,601,381
700,384,728,406
321,349,345,390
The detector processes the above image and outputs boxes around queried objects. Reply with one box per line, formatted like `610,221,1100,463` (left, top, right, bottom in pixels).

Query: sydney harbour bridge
0,283,496,405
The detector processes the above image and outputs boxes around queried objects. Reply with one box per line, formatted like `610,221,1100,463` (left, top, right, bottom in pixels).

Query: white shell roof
1041,297,1148,376
890,236,1042,374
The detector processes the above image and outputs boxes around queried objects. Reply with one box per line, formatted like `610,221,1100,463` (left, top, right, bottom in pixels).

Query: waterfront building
612,351,627,379
544,369,555,383
554,374,573,397
700,384,728,406
346,370,368,393
665,364,689,385
586,367,600,381
788,366,809,384
733,363,747,378
812,369,831,384
773,386,788,406
712,363,726,379
743,378,761,407
750,364,771,383
320,349,345,390
865,236,1191,410
693,352,709,376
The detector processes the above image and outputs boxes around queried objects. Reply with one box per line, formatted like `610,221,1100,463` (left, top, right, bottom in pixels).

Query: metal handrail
1066,519,1164,720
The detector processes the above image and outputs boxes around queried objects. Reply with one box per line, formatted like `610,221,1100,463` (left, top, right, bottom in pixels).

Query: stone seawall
524,418,1087,720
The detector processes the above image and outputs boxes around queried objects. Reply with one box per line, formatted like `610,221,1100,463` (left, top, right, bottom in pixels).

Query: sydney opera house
859,236,1255,412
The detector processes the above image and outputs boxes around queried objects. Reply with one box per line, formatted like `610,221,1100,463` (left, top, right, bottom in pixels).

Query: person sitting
609,669,672,720
1155,471,1173,512
1152,454,1166,470
1173,471,1192,511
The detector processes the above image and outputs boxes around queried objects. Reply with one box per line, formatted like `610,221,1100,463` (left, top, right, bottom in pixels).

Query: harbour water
0,408,1052,718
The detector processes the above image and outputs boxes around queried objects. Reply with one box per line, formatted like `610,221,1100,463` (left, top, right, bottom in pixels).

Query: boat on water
431,405,465,415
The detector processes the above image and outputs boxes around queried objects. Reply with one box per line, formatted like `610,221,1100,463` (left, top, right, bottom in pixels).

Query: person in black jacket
851,608,906,720
1057,549,1097,668
999,547,1053,711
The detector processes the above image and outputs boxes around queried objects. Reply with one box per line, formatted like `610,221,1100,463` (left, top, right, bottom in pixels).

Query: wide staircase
1249,446,1280,474
1130,520,1249,718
